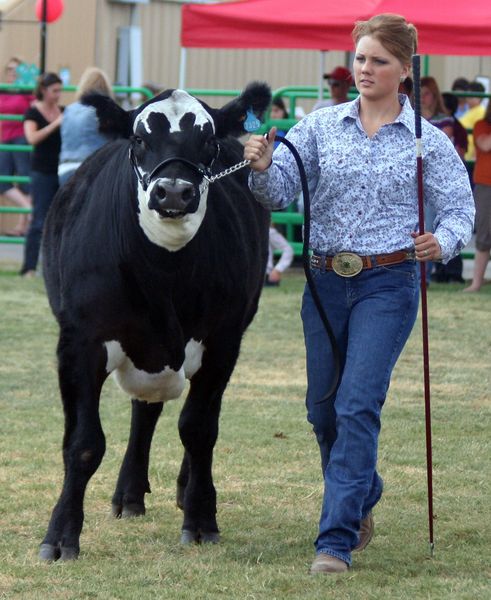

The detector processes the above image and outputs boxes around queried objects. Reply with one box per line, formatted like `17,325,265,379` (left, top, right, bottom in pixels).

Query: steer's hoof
39,543,79,562
180,529,220,545
200,531,220,544
112,502,145,518
122,503,146,518
180,529,199,544
39,543,60,562
60,546,79,561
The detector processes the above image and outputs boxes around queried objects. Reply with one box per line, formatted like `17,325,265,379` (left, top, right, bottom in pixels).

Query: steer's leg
39,331,107,562
112,399,163,518
178,338,240,544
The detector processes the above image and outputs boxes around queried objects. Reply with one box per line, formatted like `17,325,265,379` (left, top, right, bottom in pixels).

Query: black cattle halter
129,148,216,192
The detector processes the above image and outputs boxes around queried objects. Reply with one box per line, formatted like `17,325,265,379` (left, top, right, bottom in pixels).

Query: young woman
421,77,455,151
21,72,63,277
420,76,467,282
244,14,474,574
0,57,33,236
463,100,491,292
58,66,116,186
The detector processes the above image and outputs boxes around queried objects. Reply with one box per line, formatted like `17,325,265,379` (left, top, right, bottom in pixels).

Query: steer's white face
132,90,216,252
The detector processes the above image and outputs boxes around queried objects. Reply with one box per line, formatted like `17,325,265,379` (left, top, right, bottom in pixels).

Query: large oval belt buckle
332,252,363,277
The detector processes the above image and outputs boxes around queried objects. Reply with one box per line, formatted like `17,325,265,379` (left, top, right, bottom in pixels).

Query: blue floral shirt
249,95,475,263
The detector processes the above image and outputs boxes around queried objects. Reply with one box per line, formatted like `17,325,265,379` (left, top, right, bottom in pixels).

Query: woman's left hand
411,231,442,262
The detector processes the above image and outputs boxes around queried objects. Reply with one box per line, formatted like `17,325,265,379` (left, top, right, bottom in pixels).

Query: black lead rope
274,136,341,404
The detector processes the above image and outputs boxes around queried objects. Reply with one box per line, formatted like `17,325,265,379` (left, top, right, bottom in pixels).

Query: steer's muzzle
148,178,197,219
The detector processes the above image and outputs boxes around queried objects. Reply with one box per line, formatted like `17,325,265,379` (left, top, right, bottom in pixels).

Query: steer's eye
132,135,145,147
204,138,219,165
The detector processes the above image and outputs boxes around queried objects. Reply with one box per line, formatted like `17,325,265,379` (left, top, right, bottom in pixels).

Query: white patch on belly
183,338,204,378
137,181,209,251
104,339,205,403
136,90,214,135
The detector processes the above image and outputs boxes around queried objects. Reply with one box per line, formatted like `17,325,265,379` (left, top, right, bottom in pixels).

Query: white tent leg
179,47,187,90
319,50,327,100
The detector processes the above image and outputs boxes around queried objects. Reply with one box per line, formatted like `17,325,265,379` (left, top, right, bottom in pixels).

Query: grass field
0,265,490,599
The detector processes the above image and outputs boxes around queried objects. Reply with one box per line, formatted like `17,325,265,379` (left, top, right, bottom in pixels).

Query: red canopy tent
182,0,491,56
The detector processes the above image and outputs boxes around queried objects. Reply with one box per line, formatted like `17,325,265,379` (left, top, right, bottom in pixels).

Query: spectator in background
464,101,491,292
142,81,163,98
427,90,471,283
268,99,296,268
460,81,486,162
21,72,63,278
420,76,466,281
265,223,294,286
313,66,353,111
58,67,116,185
270,97,288,122
421,76,453,134
441,92,468,161
0,57,33,236
270,97,289,145
451,77,470,119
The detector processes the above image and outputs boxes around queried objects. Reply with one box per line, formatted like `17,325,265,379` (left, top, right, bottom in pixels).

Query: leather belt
311,250,415,277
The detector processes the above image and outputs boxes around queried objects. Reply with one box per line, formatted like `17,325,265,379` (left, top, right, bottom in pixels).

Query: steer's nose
148,179,195,212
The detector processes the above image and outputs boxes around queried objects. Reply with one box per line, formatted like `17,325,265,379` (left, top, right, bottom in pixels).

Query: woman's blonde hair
352,13,418,66
75,67,113,100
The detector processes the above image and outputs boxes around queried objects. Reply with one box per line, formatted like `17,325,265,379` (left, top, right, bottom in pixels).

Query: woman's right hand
244,127,277,172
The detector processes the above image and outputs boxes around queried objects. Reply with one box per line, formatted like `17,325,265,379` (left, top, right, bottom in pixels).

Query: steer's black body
40,83,271,561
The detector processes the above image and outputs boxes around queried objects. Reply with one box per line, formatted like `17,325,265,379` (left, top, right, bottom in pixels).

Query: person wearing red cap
313,65,353,110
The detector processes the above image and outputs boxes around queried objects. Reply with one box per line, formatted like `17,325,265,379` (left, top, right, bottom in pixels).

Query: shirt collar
337,94,415,134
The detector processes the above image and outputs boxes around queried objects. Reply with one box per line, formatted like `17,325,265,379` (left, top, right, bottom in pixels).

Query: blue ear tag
244,108,261,132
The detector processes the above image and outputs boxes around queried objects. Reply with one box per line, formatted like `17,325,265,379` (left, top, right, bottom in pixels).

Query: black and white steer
39,82,271,561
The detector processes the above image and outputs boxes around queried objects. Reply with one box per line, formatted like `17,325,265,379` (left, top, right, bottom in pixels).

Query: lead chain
207,159,251,183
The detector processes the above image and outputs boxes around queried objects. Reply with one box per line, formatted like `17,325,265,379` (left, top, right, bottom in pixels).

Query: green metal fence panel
0,114,23,121
0,144,32,152
0,176,30,184
0,235,25,244
0,207,31,214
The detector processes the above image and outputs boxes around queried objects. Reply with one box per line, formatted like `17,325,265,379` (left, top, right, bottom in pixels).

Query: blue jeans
301,261,419,565
21,171,59,274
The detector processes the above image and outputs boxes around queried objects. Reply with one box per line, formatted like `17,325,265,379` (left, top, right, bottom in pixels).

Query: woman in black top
21,72,63,277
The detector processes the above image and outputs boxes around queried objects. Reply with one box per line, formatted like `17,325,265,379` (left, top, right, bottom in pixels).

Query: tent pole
179,47,187,90
318,50,327,101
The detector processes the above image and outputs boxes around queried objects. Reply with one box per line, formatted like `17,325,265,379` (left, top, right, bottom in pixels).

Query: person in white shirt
265,224,294,286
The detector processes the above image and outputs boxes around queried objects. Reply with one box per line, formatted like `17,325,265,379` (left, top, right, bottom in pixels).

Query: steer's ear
215,81,271,138
81,93,133,138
